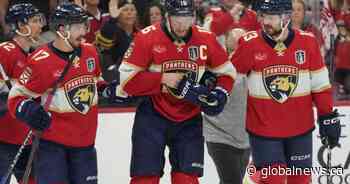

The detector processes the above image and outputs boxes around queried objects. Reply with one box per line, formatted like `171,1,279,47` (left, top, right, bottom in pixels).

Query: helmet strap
275,16,291,42
15,25,39,44
56,27,74,51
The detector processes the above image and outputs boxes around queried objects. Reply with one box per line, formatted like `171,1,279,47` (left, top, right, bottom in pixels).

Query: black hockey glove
16,99,51,131
100,80,134,104
318,109,341,149
200,87,228,116
199,71,217,90
0,92,8,117
177,75,211,105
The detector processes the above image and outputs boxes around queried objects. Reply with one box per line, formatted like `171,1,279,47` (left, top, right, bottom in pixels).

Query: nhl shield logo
295,50,306,64
188,46,199,61
65,76,96,114
86,58,96,72
262,65,299,103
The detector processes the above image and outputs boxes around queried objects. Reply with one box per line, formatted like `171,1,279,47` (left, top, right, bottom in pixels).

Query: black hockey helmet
164,0,195,16
256,0,292,15
5,3,42,29
50,2,89,31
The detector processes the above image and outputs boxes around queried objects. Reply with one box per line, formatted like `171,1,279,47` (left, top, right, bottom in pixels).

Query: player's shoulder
294,29,319,45
208,6,223,13
81,42,98,53
295,29,316,39
239,30,260,44
0,41,19,54
27,44,52,64
137,23,162,38
193,25,215,38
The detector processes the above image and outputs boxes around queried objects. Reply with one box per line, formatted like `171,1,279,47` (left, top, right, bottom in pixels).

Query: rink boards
95,105,350,184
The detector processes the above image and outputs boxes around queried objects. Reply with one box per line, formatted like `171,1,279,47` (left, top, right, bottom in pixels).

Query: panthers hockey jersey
0,41,30,145
204,7,261,36
232,29,333,138
8,43,101,147
119,23,236,122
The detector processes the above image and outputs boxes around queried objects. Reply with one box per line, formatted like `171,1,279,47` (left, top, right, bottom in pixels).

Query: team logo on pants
262,65,298,103
65,75,96,114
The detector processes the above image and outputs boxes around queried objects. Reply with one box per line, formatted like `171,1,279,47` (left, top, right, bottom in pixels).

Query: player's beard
263,24,282,39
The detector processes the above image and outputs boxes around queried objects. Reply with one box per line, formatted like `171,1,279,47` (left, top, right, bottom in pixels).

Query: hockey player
115,0,236,183
8,3,101,184
203,0,260,47
231,0,341,183
0,3,45,184
202,1,260,184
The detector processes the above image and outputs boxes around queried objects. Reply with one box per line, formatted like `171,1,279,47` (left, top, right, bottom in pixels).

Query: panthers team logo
262,65,299,103
65,75,96,114
162,60,198,99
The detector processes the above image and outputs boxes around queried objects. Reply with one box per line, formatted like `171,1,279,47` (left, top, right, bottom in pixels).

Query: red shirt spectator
85,11,110,43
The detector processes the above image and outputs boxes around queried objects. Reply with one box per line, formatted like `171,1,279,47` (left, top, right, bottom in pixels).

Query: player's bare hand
230,3,244,22
161,73,185,88
109,0,121,18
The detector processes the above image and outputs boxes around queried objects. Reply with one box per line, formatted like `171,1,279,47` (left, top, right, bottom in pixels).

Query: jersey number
243,32,258,42
141,25,156,34
0,42,16,51
31,50,50,61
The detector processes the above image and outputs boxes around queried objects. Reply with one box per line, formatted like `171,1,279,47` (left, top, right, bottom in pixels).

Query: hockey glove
199,71,217,90
318,109,341,149
16,99,51,131
0,92,8,117
200,87,228,116
177,75,211,105
100,81,134,104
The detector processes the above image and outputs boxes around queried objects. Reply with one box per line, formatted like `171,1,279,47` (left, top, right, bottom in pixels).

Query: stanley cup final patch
262,65,299,103
64,75,96,114
295,50,306,64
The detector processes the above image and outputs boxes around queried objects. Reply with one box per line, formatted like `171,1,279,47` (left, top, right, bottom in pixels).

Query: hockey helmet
50,2,89,31
256,0,292,15
5,3,42,28
164,0,195,16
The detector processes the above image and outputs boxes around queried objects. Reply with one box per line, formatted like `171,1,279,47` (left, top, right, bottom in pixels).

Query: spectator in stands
84,0,110,43
95,0,138,83
95,0,139,106
334,16,350,99
291,0,325,56
202,1,260,184
203,0,260,48
143,1,164,26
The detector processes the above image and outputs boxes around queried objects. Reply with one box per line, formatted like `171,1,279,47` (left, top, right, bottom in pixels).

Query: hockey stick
0,131,33,184
21,54,75,184
0,64,11,116
327,143,332,184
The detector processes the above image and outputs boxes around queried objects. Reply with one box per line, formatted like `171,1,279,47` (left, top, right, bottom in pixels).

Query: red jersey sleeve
8,49,56,118
207,10,236,36
305,33,333,115
119,28,162,96
230,32,256,74
205,32,235,92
